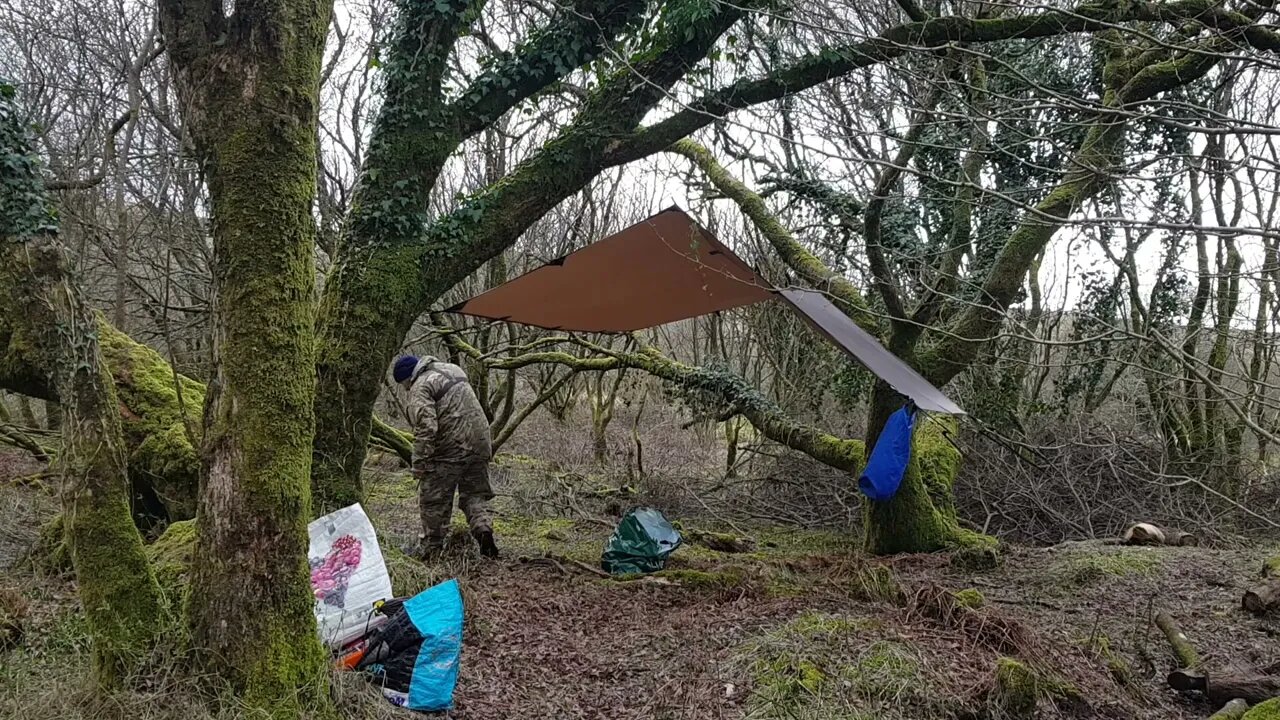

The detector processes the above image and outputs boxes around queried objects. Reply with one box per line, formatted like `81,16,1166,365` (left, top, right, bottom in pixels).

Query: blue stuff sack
858,405,917,502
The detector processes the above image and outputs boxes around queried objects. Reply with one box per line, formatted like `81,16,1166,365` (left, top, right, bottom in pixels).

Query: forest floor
1,448,1278,719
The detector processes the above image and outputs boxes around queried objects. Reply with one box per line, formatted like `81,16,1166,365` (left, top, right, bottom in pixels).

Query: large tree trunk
158,0,333,712
862,381,988,554
0,83,162,687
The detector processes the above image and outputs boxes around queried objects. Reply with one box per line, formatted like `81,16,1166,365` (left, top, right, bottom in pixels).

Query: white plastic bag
307,503,394,649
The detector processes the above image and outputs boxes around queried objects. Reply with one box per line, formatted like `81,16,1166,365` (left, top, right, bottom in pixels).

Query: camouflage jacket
406,357,492,471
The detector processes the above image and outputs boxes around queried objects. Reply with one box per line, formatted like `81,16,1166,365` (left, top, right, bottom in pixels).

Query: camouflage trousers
418,460,494,547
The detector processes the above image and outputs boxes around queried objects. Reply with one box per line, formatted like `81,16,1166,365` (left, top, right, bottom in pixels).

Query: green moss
685,528,754,553
1244,698,1280,719
493,453,543,467
915,417,961,512
953,588,986,609
950,543,1000,571
740,605,940,719
991,656,1080,717
755,527,855,557
34,515,71,573
1060,551,1161,585
1088,634,1133,688
993,657,1038,717
843,640,921,703
750,653,827,715
98,322,204,520
785,610,877,638
364,470,418,503
1263,555,1280,577
383,544,452,598
485,515,607,564
145,520,196,601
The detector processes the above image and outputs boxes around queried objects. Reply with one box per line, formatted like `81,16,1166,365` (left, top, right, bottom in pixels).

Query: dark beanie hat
393,355,419,383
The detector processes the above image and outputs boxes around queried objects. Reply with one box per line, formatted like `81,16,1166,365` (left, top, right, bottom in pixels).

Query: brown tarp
448,206,963,414
447,207,773,332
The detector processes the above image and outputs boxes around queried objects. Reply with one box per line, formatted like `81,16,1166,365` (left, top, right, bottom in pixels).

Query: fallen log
1168,669,1280,707
1123,522,1199,547
1242,556,1280,617
1155,610,1200,668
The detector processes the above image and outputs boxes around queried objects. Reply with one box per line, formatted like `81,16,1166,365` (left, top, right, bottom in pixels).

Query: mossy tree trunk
157,0,333,713
0,81,163,687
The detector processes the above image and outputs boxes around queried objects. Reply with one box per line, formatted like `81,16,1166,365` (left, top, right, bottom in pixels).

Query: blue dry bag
858,405,917,502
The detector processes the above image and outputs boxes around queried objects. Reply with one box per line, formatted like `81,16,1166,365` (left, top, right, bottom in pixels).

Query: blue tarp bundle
858,405,917,502
357,579,464,711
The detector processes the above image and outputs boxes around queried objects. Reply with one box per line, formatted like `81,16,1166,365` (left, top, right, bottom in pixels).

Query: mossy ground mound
738,608,949,719
1058,549,1163,585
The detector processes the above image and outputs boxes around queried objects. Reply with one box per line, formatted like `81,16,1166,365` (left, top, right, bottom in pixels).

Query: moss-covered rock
1244,698,1280,719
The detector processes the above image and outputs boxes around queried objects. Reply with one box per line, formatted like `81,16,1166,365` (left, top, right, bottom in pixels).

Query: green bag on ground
601,508,683,575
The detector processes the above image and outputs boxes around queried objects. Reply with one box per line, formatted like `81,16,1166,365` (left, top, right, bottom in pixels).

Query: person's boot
404,536,444,561
473,528,499,559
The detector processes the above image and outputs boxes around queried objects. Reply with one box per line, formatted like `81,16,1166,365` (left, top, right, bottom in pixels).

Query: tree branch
911,56,990,330
45,111,132,191
484,341,866,472
447,0,648,136
665,139,879,333
601,0,1280,168
417,2,746,294
920,38,1229,386
344,1,646,252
